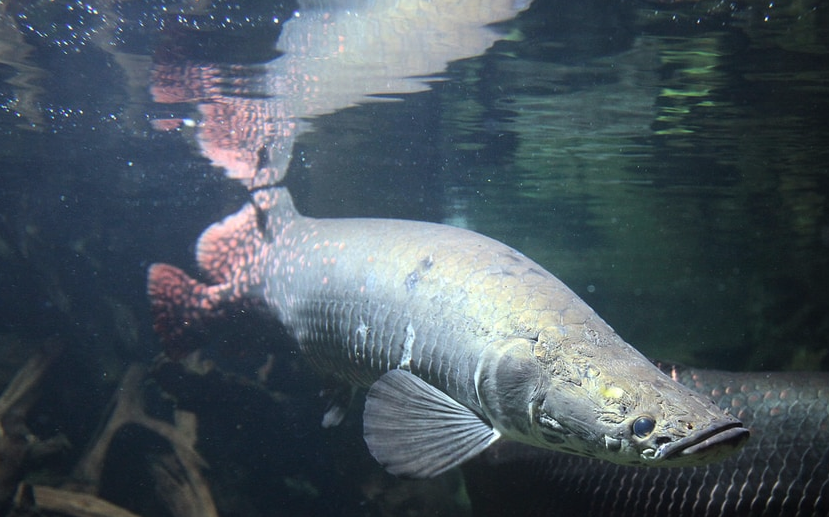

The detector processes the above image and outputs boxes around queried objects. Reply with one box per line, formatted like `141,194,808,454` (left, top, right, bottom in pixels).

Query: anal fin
363,369,500,478
320,383,356,428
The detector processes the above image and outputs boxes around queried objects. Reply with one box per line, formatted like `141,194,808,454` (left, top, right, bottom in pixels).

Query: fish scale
148,186,749,478
270,215,497,407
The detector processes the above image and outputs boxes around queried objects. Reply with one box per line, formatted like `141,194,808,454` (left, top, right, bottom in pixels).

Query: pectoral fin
363,369,501,478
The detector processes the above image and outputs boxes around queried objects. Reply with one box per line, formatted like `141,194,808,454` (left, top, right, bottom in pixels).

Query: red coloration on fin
148,187,292,358
147,263,229,358
195,187,290,286
197,203,262,285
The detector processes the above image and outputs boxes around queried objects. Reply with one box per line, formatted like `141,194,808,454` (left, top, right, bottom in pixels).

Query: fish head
529,366,749,467
524,332,749,467
478,333,749,467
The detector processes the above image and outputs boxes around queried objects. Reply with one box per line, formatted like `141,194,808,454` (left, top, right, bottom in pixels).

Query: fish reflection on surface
150,0,529,188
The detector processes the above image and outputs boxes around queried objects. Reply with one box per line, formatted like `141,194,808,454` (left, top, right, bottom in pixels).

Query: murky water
0,0,827,515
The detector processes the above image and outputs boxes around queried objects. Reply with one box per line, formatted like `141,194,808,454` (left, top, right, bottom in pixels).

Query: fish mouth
657,422,750,466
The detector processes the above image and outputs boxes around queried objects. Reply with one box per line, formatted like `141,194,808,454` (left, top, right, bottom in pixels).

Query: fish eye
632,416,656,438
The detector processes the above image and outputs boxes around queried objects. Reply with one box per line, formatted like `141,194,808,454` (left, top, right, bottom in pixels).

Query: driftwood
0,342,65,506
0,339,462,517
11,484,141,517
0,345,218,517
64,362,218,517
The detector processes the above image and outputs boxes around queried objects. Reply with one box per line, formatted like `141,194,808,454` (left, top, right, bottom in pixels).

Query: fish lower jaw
650,423,750,466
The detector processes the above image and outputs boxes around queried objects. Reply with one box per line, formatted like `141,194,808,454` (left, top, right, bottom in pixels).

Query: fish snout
657,420,750,466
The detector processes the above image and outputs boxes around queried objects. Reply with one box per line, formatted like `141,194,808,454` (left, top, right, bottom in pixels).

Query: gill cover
475,338,545,440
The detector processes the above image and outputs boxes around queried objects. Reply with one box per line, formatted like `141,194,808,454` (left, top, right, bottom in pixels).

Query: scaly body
148,187,748,477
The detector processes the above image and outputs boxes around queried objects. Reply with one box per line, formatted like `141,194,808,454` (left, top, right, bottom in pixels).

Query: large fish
147,187,748,478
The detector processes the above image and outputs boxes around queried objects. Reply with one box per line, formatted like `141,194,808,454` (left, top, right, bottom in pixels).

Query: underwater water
0,0,827,515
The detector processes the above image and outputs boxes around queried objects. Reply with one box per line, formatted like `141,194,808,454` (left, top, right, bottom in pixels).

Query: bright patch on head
601,385,625,400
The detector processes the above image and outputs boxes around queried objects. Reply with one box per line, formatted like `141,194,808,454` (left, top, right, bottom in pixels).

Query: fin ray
363,369,500,478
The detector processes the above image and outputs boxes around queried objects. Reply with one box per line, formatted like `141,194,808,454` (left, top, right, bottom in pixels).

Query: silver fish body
148,187,748,477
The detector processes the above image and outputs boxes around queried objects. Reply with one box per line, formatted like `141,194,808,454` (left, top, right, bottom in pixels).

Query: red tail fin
147,263,230,358
147,203,265,357
147,187,293,357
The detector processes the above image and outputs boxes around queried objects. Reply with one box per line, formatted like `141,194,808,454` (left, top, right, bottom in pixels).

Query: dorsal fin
250,194,269,237
195,187,297,285
250,186,300,236
250,185,298,216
